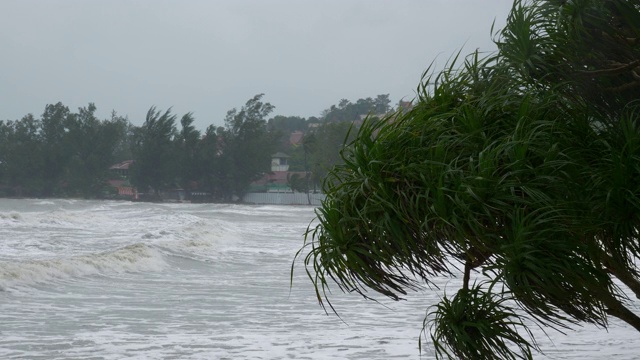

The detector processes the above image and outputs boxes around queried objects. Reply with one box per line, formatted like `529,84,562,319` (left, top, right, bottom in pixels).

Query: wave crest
0,243,166,291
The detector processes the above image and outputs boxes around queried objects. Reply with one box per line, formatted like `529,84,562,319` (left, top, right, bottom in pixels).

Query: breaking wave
0,243,167,291
0,212,22,221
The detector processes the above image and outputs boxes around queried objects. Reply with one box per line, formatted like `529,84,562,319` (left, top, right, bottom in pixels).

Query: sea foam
0,243,167,291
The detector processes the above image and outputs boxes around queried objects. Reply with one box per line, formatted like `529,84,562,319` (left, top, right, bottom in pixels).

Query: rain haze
1,0,513,130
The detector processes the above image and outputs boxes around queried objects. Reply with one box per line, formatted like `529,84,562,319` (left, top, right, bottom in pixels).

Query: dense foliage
130,107,179,197
1,94,392,200
300,0,640,358
0,102,129,198
320,94,391,123
221,94,279,200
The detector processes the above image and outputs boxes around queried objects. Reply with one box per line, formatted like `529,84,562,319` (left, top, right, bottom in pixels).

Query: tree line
0,93,394,201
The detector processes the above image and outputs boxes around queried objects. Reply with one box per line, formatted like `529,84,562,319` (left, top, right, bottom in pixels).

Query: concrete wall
242,192,325,205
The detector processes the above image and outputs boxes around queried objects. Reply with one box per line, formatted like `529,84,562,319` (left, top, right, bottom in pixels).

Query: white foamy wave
0,212,22,221
154,218,245,261
38,212,79,226
0,243,167,291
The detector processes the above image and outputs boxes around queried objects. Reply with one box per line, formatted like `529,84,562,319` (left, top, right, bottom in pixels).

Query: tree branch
606,259,640,300
605,80,640,93
604,295,640,332
575,59,640,77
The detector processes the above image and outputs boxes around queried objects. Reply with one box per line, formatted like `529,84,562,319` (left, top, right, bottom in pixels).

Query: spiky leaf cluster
298,0,640,357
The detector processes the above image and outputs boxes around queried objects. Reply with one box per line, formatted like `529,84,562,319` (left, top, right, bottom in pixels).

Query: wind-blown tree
176,112,201,192
130,107,178,198
299,1,640,359
222,94,278,200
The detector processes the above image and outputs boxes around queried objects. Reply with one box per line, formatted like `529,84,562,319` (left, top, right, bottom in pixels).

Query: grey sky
1,0,513,130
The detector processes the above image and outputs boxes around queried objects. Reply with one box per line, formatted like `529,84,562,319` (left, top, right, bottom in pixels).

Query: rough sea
0,199,638,359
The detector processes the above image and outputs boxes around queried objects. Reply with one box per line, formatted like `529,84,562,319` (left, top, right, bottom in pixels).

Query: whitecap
0,212,21,221
0,243,167,290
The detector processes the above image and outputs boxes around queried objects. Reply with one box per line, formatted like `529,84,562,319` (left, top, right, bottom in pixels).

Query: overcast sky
1,0,513,130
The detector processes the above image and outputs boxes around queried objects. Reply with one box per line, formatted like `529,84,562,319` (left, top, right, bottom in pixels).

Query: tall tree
223,94,278,199
298,1,640,358
110,111,135,163
40,102,72,196
64,103,127,198
373,94,391,114
0,114,44,196
130,107,178,197
196,125,222,198
176,112,201,192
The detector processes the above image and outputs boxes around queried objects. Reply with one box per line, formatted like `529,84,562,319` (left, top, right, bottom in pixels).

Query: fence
242,192,325,206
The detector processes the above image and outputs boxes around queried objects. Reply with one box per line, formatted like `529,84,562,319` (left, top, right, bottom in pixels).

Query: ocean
0,199,637,359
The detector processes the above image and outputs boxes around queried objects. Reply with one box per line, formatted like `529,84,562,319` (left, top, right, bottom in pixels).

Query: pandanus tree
297,0,640,358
